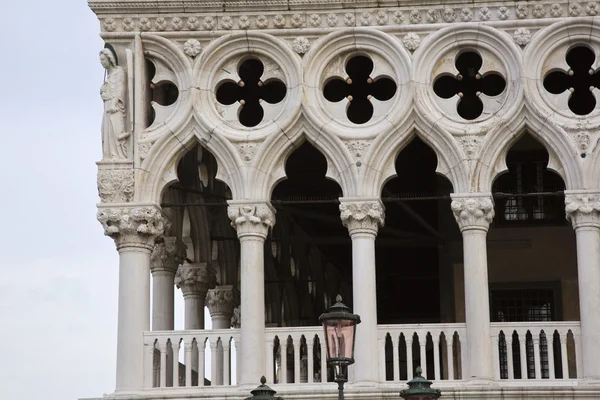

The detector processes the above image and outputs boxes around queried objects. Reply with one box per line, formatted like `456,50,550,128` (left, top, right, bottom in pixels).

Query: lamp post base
335,373,347,400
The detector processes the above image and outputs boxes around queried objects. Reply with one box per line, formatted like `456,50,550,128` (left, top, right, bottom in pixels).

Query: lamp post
399,366,441,400
319,295,361,400
245,376,283,400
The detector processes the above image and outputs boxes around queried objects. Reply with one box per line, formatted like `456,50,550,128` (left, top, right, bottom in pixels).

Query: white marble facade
89,0,600,399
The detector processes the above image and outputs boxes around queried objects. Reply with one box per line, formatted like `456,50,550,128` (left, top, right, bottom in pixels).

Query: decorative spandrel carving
97,169,134,203
97,206,166,249
339,199,385,235
450,195,495,231
565,192,600,228
100,47,130,160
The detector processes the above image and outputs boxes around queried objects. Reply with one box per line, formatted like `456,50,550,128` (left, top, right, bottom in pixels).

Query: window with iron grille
491,284,562,379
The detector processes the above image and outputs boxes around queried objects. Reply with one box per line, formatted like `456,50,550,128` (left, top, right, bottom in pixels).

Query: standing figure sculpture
100,47,129,160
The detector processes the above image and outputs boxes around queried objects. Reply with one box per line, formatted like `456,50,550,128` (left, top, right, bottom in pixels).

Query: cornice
91,1,596,33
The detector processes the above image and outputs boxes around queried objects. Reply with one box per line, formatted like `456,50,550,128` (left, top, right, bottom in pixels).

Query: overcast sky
0,1,193,399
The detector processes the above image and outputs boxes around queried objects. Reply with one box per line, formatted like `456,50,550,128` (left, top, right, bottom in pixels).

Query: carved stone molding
565,191,600,229
457,135,482,160
450,194,495,231
150,237,187,274
175,262,217,297
339,198,385,235
231,305,241,328
97,206,166,249
97,169,134,203
228,202,276,238
206,285,237,317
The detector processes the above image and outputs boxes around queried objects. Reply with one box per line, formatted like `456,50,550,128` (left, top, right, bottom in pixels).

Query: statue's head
99,46,117,69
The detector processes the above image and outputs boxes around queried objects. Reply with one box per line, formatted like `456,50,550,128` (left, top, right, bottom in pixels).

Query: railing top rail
377,323,466,330
490,321,581,328
143,328,240,339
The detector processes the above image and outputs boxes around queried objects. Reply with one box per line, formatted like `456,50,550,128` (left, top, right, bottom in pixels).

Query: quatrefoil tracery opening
433,51,506,120
323,56,397,124
543,46,600,116
216,58,287,127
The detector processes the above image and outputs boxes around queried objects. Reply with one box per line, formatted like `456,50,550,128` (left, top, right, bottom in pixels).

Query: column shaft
152,271,175,331
184,294,205,330
239,235,266,384
116,247,152,390
351,232,379,383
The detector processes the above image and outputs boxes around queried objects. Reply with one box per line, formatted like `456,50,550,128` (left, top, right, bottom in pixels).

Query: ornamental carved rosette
97,206,167,249
450,194,495,231
565,191,600,229
339,199,385,235
206,285,237,318
97,169,134,203
227,202,276,238
150,237,187,275
175,262,216,297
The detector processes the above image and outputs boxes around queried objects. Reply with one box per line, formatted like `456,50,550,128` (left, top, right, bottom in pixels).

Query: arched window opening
270,141,347,327
380,137,456,324
492,134,566,226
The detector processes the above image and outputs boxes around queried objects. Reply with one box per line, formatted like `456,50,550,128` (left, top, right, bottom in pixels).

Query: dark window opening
215,58,287,127
323,55,397,124
492,134,566,226
433,51,506,120
543,45,600,115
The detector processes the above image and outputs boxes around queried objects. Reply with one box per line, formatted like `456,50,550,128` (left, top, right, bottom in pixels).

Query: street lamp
399,366,441,400
319,295,361,400
245,376,283,400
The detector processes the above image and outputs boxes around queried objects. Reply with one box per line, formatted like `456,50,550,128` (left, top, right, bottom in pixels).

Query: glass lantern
318,295,361,369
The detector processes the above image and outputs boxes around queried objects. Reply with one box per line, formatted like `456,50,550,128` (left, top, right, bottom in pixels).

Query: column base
578,378,600,386
463,376,497,387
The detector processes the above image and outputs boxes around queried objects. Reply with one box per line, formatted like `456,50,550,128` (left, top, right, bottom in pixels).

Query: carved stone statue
100,47,129,160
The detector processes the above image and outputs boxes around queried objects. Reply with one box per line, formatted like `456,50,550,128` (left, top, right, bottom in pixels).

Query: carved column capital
227,201,276,239
175,262,216,298
206,285,237,318
150,237,187,275
565,190,600,229
231,305,241,328
450,193,495,232
97,205,167,250
339,198,385,236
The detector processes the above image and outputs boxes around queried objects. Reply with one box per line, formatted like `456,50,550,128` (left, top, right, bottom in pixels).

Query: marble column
450,194,495,382
175,262,216,330
207,285,237,385
97,206,166,392
150,237,187,331
339,198,385,384
228,201,275,385
565,191,600,380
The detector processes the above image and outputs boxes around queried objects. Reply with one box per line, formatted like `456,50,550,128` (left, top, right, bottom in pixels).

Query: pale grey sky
0,1,178,399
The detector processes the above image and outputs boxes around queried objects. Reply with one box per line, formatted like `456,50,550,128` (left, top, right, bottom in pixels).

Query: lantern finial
260,376,266,385
336,294,342,303
415,366,423,377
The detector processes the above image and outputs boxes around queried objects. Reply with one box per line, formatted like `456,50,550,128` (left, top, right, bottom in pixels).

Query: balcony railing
143,321,581,390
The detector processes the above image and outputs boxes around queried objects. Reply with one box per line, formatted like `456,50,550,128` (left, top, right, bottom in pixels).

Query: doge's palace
88,0,600,399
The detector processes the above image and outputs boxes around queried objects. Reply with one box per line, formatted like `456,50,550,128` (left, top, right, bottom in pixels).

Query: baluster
492,333,501,380
320,338,327,383
280,338,288,384
575,332,583,378
406,337,414,380
211,340,219,385
294,340,301,384
533,335,542,379
507,332,514,380
160,341,168,388
560,332,569,379
307,341,315,383
518,331,528,379
144,342,155,388
447,338,454,380
433,337,441,381
420,336,427,378
223,340,231,385
185,341,193,387
547,332,555,380
198,340,205,386
392,335,400,381
378,337,386,381
266,339,274,384
172,340,180,387
460,334,466,380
